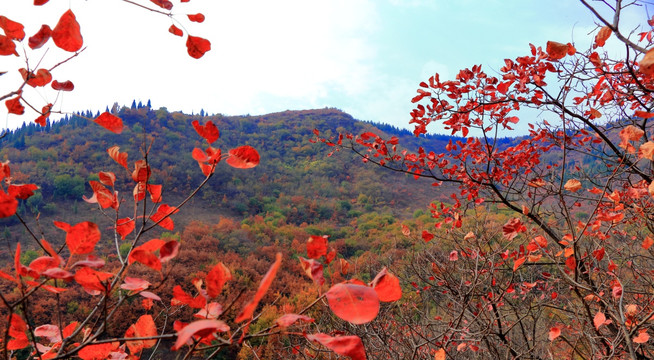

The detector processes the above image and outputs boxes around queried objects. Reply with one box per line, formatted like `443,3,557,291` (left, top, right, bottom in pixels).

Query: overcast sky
1,0,650,134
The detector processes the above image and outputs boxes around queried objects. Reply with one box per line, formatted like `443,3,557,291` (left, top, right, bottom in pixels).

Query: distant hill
0,105,467,238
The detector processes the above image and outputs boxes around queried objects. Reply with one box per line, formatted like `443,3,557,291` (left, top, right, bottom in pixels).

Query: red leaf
171,285,206,308
147,184,163,203
52,10,83,52
29,256,60,273
306,333,366,360
0,16,25,40
150,0,173,10
307,235,328,259
130,249,162,271
194,302,223,319
94,112,123,134
52,80,74,91
449,250,459,261
235,253,282,323
0,189,18,218
125,314,157,354
42,267,74,280
640,48,654,75
5,96,24,115
83,180,116,209
116,218,134,240
78,342,118,360
20,68,52,87
7,314,28,350
275,314,314,328
150,204,178,230
74,267,113,295
8,184,38,200
171,320,229,350
643,236,654,250
325,283,380,324
206,262,231,297
370,267,402,302
0,34,17,56
503,218,526,240
71,255,105,269
513,257,526,272
634,331,650,344
299,257,325,286
34,324,61,343
549,327,561,341
192,120,220,143
187,13,205,23
422,230,434,242
186,35,211,59
226,146,260,169
594,311,606,330
546,41,568,60
120,277,151,291
169,25,183,37
28,24,51,49
54,221,101,255
159,240,180,263
107,146,128,169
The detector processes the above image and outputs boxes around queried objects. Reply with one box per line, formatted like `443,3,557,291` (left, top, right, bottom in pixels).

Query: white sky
0,0,650,134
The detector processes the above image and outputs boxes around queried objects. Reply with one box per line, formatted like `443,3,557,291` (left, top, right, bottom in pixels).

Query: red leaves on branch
52,80,74,91
206,262,231,297
502,218,526,240
236,253,282,323
227,145,260,169
150,204,178,230
306,333,366,360
54,221,101,255
370,267,402,302
325,283,380,324
84,180,117,209
307,235,328,259
169,25,183,37
186,35,211,59
28,24,51,49
172,320,229,350
19,68,52,87
52,10,83,52
94,112,124,134
74,267,113,295
545,41,572,60
188,13,205,23
192,120,220,143
0,16,25,40
171,285,206,308
116,218,134,240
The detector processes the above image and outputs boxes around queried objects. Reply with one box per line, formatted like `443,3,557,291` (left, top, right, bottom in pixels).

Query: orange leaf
594,311,606,330
186,35,211,59
125,314,157,354
513,257,526,272
549,327,561,341
546,41,568,60
434,348,446,360
52,10,83,52
94,112,123,134
633,331,650,344
640,141,654,160
306,333,366,360
594,26,612,47
235,253,282,323
642,236,654,250
54,221,101,255
325,283,380,324
206,262,231,297
564,179,582,192
640,48,654,76
226,145,260,169
370,267,402,302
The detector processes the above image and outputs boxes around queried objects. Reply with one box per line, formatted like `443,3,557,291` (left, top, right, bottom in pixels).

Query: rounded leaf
52,10,83,52
226,145,260,169
325,283,379,324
